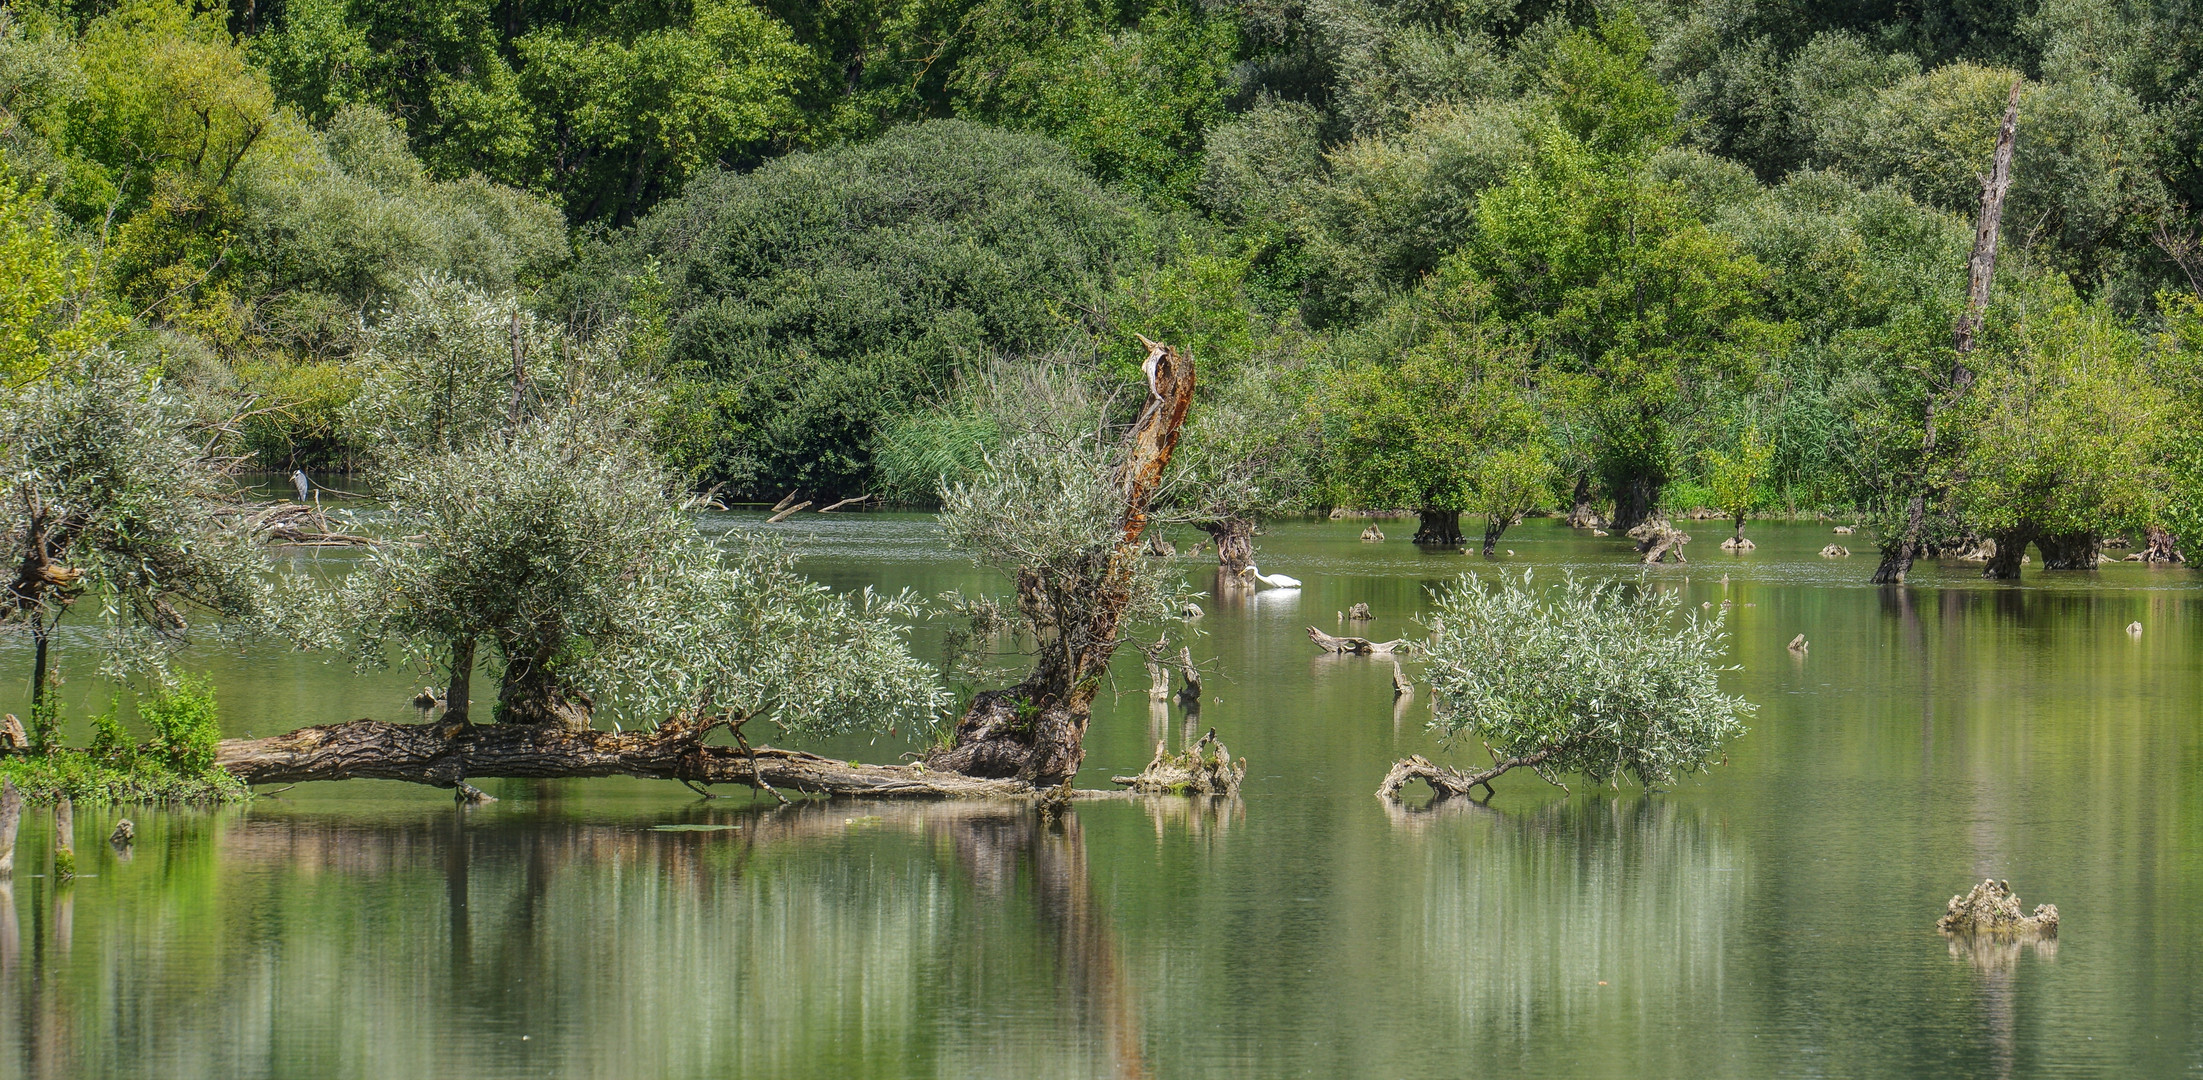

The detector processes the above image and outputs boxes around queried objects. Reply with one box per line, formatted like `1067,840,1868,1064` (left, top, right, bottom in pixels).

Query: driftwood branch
1375,739,1580,801
818,495,873,513
766,501,813,524
1307,626,1413,655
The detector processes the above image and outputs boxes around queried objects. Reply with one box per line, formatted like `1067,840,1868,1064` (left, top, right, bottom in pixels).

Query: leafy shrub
1417,571,1751,791
140,674,223,773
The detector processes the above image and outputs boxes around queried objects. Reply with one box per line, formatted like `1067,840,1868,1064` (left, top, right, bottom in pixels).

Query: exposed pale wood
818,495,872,513
770,490,798,513
1306,626,1412,655
766,501,813,523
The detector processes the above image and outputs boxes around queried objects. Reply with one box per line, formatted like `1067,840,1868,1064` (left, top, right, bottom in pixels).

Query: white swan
1239,564,1301,588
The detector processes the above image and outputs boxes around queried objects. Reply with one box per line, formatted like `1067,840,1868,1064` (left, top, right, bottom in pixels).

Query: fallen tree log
1307,626,1413,655
216,719,1040,799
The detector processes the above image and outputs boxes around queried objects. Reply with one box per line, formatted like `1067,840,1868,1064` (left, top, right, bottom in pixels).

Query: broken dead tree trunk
924,338,1198,789
766,501,813,523
1111,730,1244,795
216,718,1040,798
1876,79,2021,585
1307,626,1413,655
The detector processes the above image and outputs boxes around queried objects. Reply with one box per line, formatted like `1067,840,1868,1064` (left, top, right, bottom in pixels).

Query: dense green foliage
4,0,2203,729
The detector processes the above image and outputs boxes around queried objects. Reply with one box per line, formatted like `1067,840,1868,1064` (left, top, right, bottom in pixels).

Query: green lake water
0,514,2197,1079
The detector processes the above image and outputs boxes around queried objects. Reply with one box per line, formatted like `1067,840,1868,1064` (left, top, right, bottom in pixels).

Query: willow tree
1947,295,2167,578
926,340,1199,786
1,350,268,723
1321,268,1550,549
1380,571,1751,801
221,315,1203,798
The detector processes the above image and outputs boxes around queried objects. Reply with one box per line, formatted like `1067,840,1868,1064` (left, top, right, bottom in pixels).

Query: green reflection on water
0,517,2198,1079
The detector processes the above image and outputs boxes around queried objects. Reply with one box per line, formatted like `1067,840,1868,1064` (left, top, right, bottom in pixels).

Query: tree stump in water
1819,544,1849,558
1721,536,1755,552
1565,475,1604,529
1111,730,1244,795
2126,525,2182,563
1359,525,1384,542
1348,603,1372,621
1202,518,1253,574
1938,879,2058,937
1628,520,1690,564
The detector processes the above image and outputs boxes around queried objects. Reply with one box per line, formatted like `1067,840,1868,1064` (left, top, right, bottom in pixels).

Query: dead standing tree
1874,80,2022,585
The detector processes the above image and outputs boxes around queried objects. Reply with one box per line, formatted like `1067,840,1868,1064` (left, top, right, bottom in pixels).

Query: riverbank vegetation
3,0,2201,797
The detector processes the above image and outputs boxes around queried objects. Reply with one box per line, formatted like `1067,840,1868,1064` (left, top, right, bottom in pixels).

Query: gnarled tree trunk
1984,528,2033,580
2037,532,2101,570
924,340,1198,788
2136,525,2183,563
1608,473,1660,533
1201,517,1252,574
1480,514,1506,557
1413,509,1462,547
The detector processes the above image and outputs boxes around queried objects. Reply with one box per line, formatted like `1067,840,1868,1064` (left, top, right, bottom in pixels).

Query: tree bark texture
1875,79,2021,585
1480,514,1506,557
924,340,1197,788
1984,527,2033,580
2037,532,2101,570
1201,517,1252,574
1413,509,1463,547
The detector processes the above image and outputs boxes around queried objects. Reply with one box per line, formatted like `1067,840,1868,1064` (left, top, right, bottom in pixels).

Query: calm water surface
0,514,2198,1079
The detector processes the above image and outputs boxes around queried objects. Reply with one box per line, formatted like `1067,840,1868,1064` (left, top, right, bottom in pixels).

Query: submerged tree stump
1359,525,1384,542
1111,731,1244,795
1628,520,1690,564
1938,879,2058,937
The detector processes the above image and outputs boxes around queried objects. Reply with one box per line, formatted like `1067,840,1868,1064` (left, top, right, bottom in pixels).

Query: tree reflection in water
0,800,1152,1080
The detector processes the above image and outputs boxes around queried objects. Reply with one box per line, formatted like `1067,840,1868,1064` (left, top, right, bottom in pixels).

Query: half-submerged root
1112,730,1245,795
1937,878,2059,937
